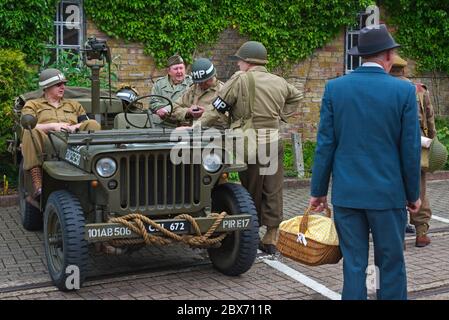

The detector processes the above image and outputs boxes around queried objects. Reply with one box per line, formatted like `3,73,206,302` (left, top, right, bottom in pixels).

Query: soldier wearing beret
150,54,193,126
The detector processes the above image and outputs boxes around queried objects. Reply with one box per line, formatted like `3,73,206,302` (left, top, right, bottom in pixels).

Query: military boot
259,226,278,254
415,225,431,247
29,166,42,198
416,233,431,247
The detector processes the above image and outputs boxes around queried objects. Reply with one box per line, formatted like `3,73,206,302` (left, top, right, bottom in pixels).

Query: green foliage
0,156,18,190
283,139,316,178
382,0,449,74
85,0,371,69
0,0,58,64
302,140,317,176
40,49,118,89
0,49,33,154
436,116,449,169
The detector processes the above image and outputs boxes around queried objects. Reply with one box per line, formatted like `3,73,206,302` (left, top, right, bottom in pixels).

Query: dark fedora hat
348,24,400,56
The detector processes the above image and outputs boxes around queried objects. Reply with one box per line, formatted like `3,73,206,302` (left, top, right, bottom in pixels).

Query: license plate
147,221,190,234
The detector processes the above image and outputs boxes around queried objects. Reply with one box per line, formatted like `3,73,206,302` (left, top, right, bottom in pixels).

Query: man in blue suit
309,25,421,300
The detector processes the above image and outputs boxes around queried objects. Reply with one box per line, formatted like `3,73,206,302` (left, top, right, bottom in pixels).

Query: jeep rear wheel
44,190,88,291
208,183,259,276
19,160,42,231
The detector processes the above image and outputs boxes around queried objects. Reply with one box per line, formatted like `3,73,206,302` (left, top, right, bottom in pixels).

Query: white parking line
262,257,341,300
432,215,449,224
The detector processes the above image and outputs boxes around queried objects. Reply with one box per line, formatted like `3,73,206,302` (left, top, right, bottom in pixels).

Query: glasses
55,82,65,87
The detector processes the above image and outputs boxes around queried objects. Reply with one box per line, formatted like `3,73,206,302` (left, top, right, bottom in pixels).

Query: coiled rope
108,212,228,248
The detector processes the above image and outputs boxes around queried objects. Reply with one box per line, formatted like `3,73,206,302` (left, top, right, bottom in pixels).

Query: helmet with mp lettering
39,68,68,89
191,58,216,83
231,41,268,65
116,85,139,103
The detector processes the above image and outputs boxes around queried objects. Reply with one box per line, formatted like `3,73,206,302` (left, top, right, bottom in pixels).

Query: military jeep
11,87,259,291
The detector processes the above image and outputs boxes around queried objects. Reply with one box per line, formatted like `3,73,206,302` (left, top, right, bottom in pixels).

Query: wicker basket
277,207,342,266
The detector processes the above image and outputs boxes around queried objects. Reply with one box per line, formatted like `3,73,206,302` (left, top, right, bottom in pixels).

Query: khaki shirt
150,75,193,110
215,66,303,130
172,79,228,129
416,83,436,139
22,97,88,125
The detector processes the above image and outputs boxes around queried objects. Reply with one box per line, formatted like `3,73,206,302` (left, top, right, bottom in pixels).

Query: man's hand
309,196,328,212
156,108,169,119
407,198,422,215
68,123,82,132
52,123,71,132
187,105,205,119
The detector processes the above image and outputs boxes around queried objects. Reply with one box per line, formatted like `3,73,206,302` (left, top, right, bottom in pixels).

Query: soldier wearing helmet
390,55,436,248
211,41,303,254
157,58,227,129
21,68,101,198
149,54,193,127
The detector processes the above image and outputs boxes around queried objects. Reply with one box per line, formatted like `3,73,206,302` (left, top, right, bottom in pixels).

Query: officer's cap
167,54,184,67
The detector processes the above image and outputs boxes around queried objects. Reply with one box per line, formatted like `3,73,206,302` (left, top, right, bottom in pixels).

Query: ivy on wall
0,0,58,65
381,0,449,74
85,0,372,69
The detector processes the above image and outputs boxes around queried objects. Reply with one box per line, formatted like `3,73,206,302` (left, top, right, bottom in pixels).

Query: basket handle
299,206,332,234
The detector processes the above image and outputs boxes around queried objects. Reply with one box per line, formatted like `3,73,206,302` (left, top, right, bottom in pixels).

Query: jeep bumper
85,214,253,242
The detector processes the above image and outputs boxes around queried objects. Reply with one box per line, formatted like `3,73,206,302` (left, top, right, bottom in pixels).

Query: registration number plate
147,221,190,234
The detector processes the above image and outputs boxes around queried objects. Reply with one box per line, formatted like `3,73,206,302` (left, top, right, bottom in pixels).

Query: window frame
344,13,368,74
48,0,85,63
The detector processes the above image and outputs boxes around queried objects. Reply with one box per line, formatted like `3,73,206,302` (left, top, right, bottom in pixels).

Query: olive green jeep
11,88,259,291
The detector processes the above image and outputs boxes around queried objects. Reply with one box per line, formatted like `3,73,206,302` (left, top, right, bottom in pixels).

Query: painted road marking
432,215,449,224
262,257,341,300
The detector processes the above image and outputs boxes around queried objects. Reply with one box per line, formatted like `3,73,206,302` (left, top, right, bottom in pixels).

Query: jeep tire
208,183,259,276
18,160,42,231
44,190,88,291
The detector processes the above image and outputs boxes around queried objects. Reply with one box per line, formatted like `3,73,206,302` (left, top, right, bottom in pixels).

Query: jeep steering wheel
124,94,173,129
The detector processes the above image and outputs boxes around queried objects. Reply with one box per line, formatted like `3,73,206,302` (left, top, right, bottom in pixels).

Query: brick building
54,1,449,141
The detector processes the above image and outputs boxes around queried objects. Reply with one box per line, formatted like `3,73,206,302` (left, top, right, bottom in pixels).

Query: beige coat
172,78,228,129
217,66,303,130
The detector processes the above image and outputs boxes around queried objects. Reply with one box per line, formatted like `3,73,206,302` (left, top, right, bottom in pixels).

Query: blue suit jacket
311,66,421,209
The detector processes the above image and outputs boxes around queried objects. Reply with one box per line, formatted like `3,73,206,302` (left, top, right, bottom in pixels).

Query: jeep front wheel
44,190,88,291
208,183,259,276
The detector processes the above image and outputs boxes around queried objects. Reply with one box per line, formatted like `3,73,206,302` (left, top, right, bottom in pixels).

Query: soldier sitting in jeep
21,68,101,199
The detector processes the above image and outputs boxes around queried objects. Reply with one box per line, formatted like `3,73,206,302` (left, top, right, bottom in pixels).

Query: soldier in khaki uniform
21,68,101,198
158,58,228,129
212,41,303,254
390,55,436,247
150,54,193,127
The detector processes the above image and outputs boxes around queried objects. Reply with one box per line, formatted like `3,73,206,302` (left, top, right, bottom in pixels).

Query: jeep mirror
21,114,37,130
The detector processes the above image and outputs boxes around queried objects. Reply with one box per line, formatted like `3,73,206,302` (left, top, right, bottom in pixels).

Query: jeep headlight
95,158,117,178
203,153,222,173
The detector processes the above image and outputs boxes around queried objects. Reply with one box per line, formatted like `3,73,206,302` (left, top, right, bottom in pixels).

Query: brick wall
86,21,449,141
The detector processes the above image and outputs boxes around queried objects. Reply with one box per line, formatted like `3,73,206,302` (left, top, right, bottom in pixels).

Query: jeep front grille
118,152,202,210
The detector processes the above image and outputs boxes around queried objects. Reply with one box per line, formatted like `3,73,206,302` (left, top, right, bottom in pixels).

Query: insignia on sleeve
77,114,89,122
212,96,231,114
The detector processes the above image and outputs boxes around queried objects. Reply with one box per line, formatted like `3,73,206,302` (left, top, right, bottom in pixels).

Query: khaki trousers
239,143,284,227
410,170,432,235
22,120,100,170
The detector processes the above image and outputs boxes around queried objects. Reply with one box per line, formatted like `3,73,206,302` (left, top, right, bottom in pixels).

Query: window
345,13,368,74
47,0,84,63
